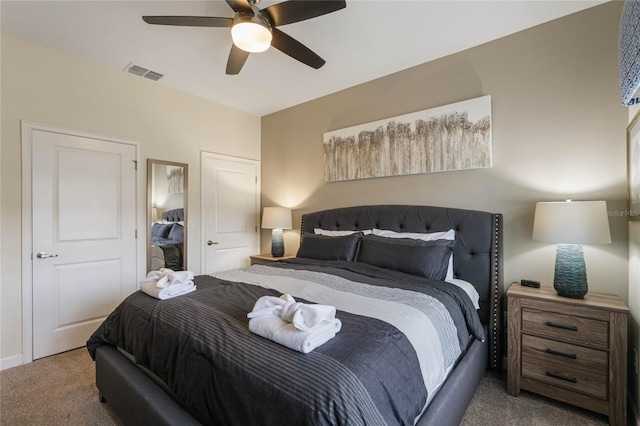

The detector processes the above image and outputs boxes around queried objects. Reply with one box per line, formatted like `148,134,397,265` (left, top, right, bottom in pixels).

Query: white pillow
314,228,372,236
371,228,455,280
446,278,480,310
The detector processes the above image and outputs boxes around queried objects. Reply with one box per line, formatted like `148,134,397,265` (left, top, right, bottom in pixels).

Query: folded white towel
139,269,195,289
288,304,337,332
247,294,337,332
247,294,294,318
156,271,195,288
139,268,174,285
148,268,174,278
248,316,342,354
140,280,196,300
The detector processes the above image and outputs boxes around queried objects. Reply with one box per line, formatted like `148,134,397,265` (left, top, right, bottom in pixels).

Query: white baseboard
0,354,23,371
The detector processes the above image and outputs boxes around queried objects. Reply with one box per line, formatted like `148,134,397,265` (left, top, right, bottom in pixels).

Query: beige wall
630,215,640,421
262,1,637,415
262,2,628,298
0,34,261,364
628,102,640,422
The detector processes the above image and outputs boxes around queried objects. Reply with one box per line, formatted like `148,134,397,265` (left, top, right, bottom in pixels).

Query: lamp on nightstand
532,200,611,299
261,207,292,257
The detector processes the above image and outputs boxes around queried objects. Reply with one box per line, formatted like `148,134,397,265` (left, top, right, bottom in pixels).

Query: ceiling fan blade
271,28,325,69
225,0,252,14
262,0,346,26
226,44,250,75
142,16,233,27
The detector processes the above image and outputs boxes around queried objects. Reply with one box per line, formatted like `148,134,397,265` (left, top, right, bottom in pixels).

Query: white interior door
202,153,259,273
31,129,137,359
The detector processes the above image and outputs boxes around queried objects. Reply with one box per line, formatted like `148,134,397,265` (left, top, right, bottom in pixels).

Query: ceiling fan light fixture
142,0,346,74
231,14,272,53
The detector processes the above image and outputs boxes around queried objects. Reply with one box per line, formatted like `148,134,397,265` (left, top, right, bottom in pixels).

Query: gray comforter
87,259,484,426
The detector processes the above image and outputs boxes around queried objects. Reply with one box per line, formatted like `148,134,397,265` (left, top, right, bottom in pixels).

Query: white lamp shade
532,200,611,245
261,207,292,230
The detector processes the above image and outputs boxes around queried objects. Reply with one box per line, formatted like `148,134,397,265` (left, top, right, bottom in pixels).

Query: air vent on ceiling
144,71,163,81
123,63,164,81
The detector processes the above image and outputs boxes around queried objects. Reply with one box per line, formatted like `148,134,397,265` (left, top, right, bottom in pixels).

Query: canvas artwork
323,95,492,182
167,166,184,194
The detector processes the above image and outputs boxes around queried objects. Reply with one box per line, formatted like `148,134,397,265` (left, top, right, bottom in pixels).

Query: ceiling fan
142,0,346,75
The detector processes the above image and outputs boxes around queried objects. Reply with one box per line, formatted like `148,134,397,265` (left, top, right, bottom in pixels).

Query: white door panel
31,129,137,359
57,149,121,240
216,247,251,272
202,154,259,274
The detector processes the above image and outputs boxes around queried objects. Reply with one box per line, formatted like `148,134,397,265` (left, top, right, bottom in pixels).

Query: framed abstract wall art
323,95,492,182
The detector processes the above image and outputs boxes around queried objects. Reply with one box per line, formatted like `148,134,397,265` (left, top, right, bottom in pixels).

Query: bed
88,204,503,426
150,208,185,271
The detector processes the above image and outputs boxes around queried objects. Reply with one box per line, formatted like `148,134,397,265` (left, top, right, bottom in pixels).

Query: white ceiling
1,0,606,116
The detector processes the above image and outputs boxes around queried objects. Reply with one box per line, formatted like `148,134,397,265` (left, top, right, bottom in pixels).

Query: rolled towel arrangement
247,294,341,353
139,268,196,300
156,270,194,288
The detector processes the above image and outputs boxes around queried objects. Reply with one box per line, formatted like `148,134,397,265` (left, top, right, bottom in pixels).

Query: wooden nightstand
507,283,628,426
249,254,296,265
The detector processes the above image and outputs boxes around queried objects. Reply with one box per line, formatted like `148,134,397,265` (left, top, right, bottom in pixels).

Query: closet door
201,153,259,273
30,126,137,359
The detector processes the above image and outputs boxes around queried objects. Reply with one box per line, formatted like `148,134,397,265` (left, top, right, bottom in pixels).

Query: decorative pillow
168,223,184,243
372,229,455,280
296,233,362,261
357,235,455,281
314,228,372,236
151,222,173,239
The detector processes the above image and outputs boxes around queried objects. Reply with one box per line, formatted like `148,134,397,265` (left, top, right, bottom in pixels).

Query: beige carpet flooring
0,347,617,425
0,348,122,425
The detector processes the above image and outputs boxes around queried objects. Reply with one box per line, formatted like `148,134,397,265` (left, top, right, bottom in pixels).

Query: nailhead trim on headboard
490,214,504,369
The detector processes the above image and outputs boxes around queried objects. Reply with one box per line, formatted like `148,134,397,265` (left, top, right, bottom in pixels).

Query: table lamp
532,200,611,298
261,207,292,257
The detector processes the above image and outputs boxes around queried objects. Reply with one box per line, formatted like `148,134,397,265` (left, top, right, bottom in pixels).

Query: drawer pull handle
545,321,578,331
546,371,577,383
545,348,577,359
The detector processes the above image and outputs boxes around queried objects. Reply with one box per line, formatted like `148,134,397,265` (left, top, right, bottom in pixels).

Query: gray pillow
168,223,184,243
357,234,455,280
296,233,362,261
151,222,172,239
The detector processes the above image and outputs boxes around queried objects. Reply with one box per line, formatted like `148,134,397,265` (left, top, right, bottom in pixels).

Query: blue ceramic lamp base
553,243,588,299
271,228,285,257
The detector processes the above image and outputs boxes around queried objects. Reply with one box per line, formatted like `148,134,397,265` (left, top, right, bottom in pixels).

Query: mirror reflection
147,159,188,272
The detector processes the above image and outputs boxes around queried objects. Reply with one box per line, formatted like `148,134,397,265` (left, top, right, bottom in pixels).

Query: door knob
207,240,219,246
36,252,59,259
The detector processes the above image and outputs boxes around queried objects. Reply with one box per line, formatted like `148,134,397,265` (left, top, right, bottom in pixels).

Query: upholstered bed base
416,333,488,426
96,345,201,426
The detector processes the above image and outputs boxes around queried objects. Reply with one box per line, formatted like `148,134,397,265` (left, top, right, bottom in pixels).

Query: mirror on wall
147,159,188,272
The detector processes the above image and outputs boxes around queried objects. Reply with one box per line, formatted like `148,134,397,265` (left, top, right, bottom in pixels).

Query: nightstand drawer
522,334,607,399
522,308,608,349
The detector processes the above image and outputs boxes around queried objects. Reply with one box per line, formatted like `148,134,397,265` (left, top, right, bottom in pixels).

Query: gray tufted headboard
300,204,503,369
162,208,184,222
